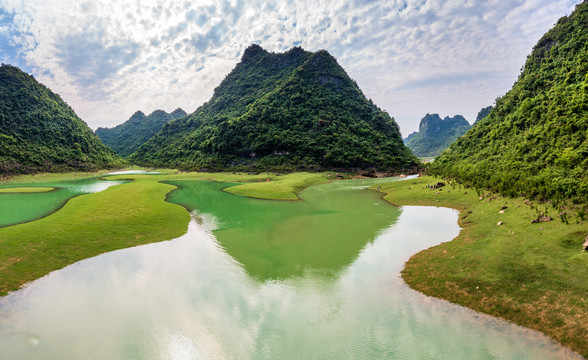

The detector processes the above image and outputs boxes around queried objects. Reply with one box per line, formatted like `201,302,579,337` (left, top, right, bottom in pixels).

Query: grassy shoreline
0,186,54,193
0,170,332,296
374,176,588,358
2,169,585,356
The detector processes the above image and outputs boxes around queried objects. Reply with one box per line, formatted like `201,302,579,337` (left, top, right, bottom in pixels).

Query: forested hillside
129,45,419,173
431,1,588,203
0,64,123,175
95,108,186,157
404,113,470,157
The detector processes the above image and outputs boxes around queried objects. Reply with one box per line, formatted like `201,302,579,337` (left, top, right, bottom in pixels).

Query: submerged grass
0,170,332,296
223,172,333,200
374,176,588,358
0,187,54,193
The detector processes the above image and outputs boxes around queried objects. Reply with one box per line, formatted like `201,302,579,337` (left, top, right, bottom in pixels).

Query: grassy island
0,170,332,296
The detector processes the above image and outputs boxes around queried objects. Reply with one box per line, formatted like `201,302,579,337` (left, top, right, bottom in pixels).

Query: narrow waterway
0,178,126,227
0,179,581,359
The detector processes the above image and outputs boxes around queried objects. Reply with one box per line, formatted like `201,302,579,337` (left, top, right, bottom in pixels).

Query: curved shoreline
375,176,588,359
1,179,581,359
0,179,125,229
1,170,585,357
0,171,329,295
0,186,55,193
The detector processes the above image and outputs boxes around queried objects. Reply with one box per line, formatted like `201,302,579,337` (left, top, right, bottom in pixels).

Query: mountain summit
0,64,122,174
95,108,186,158
129,45,418,173
404,113,470,157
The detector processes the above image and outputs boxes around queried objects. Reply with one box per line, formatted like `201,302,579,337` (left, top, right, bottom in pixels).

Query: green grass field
0,170,332,296
374,176,588,358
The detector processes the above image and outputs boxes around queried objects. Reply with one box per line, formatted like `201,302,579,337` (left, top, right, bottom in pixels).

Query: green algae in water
165,179,401,280
0,178,125,228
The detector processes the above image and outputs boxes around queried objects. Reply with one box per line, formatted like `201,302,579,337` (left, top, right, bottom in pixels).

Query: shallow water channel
0,178,126,227
0,179,581,359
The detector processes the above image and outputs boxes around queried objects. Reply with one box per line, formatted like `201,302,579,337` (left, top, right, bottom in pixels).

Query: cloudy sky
0,0,581,136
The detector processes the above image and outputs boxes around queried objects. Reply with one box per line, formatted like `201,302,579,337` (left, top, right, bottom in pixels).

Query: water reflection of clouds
65,180,125,194
0,206,582,359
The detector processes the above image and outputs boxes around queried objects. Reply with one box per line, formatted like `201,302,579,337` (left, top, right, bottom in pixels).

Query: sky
0,0,582,136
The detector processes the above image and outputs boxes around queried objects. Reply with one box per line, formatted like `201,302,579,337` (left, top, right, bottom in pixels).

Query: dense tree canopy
95,108,186,158
129,45,419,173
0,64,123,175
431,1,588,203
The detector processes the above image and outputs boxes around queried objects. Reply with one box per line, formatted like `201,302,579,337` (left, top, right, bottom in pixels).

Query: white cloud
0,0,582,134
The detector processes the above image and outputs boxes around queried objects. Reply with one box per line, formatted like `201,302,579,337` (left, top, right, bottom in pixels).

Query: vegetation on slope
375,176,588,358
431,2,588,204
404,113,471,157
95,108,187,157
129,45,419,173
0,64,123,175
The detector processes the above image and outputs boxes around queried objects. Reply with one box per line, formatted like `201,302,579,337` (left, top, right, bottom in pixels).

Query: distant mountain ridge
0,64,123,175
431,1,588,202
403,113,470,157
95,108,186,158
474,106,493,124
129,45,419,173
170,108,188,119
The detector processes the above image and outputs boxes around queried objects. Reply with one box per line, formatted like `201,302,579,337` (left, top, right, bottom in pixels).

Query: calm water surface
0,179,581,359
0,178,126,227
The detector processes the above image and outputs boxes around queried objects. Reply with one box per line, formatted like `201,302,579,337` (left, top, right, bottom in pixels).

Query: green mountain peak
170,108,187,119
404,113,471,157
95,108,182,158
129,45,418,173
